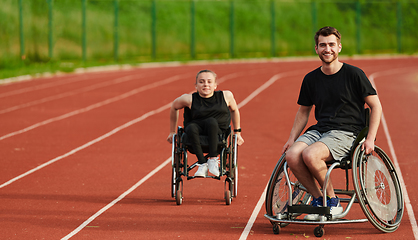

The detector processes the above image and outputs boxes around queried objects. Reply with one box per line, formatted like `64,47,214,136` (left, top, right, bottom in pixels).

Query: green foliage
1,0,417,79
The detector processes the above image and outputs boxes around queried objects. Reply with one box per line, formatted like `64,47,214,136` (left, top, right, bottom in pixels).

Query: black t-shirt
298,63,377,134
184,91,231,131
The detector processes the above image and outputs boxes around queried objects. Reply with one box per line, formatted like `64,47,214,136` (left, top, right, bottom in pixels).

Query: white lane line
370,72,418,239
0,72,236,187
0,75,90,98
0,73,144,115
61,71,298,239
0,69,264,141
239,183,268,240
61,157,172,240
0,74,187,141
237,71,306,238
238,73,282,109
0,102,171,189
381,113,418,239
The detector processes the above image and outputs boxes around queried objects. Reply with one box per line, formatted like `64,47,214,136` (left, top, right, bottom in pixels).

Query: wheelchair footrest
288,205,330,215
187,176,221,180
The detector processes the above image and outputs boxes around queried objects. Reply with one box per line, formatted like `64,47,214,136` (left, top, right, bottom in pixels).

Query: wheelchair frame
171,126,238,205
264,112,404,237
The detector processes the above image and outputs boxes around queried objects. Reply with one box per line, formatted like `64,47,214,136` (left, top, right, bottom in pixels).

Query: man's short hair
315,26,341,45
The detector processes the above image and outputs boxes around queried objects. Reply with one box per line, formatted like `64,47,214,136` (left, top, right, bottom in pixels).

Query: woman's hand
167,132,175,144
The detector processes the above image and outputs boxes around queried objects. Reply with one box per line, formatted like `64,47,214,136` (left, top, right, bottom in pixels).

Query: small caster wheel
176,190,183,205
225,190,232,205
314,226,325,237
273,223,280,234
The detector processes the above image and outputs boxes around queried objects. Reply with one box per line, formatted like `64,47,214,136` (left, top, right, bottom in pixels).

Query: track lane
61,69,310,239
60,69,306,239
247,60,418,239
0,63,273,187
0,74,195,185
0,58,416,239
0,64,286,239
0,68,194,136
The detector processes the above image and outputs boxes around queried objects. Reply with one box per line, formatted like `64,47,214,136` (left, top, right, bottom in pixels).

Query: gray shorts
296,130,356,161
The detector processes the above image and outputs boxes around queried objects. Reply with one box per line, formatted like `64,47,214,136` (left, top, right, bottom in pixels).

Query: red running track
0,57,417,239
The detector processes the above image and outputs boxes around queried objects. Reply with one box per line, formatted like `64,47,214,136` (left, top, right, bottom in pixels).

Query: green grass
1,0,417,80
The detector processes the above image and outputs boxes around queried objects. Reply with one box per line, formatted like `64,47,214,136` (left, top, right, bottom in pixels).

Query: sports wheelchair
264,109,404,237
171,125,238,205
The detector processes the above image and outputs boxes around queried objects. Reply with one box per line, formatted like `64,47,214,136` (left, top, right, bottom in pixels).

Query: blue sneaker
304,196,334,221
329,197,343,219
304,196,324,221
310,196,324,207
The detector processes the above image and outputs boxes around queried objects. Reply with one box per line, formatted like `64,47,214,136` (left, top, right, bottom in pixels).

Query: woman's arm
167,94,192,143
224,91,244,145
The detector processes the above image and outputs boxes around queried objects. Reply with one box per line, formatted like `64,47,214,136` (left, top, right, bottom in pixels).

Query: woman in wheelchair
167,69,244,177
281,26,383,221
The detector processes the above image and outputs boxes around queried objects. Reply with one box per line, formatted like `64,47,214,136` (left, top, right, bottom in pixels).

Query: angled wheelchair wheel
352,145,403,233
265,153,310,221
172,129,185,204
171,166,176,198
175,179,183,205
224,134,238,205
231,134,238,197
171,133,179,198
225,190,232,205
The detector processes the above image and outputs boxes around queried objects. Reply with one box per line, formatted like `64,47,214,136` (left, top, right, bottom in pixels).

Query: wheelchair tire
224,133,238,200
272,223,280,234
171,134,178,198
225,190,232,205
265,153,310,220
176,190,183,205
172,133,183,198
314,226,325,237
232,134,238,197
175,180,183,205
171,167,176,198
352,145,403,233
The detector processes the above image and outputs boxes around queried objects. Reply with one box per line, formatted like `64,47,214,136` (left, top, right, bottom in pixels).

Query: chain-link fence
2,0,417,65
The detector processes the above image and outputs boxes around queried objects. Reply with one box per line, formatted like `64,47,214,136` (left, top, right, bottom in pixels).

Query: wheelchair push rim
352,144,404,233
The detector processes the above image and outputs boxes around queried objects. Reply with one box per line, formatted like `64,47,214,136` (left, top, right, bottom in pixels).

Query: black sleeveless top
183,91,231,131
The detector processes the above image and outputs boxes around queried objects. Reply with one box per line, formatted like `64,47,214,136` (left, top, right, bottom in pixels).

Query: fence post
229,0,235,58
48,0,53,60
19,0,25,60
271,0,275,57
114,0,119,62
82,0,87,62
151,0,156,59
311,0,317,55
396,1,402,53
356,0,361,54
190,0,196,59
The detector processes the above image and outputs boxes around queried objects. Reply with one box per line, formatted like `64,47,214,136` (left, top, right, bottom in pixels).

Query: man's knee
286,145,305,169
302,142,332,166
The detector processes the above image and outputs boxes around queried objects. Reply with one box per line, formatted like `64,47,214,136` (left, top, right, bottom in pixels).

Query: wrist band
234,128,241,132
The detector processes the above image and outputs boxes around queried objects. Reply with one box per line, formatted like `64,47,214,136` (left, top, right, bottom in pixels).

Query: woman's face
195,72,217,98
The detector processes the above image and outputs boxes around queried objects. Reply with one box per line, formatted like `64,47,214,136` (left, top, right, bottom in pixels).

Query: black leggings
185,117,222,164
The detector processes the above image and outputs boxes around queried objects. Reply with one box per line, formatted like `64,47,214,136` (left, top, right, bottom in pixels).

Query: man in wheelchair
281,27,383,221
167,69,244,177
